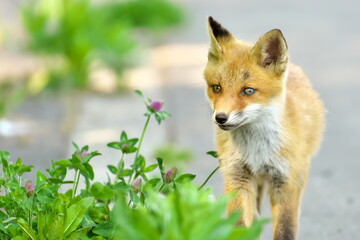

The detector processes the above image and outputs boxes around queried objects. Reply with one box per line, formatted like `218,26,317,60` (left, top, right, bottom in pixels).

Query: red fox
204,17,325,240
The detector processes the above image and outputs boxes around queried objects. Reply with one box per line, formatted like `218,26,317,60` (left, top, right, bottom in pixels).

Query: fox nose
215,113,228,124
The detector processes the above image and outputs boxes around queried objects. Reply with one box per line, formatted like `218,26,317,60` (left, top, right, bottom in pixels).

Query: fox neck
231,100,289,178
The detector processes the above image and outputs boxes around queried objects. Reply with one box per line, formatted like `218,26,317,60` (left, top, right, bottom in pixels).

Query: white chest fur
232,106,289,178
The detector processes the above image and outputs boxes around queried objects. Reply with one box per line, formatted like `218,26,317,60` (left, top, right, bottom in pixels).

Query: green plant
21,0,184,90
111,183,266,240
0,90,266,239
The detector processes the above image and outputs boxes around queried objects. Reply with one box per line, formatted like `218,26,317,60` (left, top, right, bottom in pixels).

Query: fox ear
250,29,288,74
207,16,233,61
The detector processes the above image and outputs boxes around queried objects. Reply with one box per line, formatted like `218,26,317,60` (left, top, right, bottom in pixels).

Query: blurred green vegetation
154,144,193,170
111,183,266,240
0,81,27,118
22,0,184,91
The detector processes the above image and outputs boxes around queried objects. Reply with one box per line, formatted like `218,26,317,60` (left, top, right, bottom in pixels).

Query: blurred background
0,0,359,239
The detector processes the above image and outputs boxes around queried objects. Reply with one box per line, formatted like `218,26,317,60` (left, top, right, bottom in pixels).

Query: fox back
204,17,324,240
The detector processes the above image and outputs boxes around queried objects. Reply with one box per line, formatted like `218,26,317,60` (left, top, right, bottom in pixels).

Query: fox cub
204,17,324,240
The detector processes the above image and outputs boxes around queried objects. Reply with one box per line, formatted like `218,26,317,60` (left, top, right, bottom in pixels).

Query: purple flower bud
25,180,34,191
121,143,129,151
25,180,35,197
81,151,89,156
165,167,178,184
132,178,143,193
149,100,164,112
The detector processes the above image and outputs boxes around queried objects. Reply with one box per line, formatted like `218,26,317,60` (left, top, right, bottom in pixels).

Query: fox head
204,17,289,131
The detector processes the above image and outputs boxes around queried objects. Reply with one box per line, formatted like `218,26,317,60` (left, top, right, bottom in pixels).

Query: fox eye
212,85,221,93
242,88,256,96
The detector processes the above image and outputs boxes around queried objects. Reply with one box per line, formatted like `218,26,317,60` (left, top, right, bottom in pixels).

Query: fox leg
225,174,257,227
269,177,305,240
256,183,266,216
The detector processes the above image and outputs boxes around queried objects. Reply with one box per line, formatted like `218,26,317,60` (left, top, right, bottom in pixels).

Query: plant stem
28,210,32,227
75,172,81,195
198,166,220,190
159,183,165,192
129,115,151,184
72,170,80,198
135,115,151,160
29,196,35,227
114,152,125,185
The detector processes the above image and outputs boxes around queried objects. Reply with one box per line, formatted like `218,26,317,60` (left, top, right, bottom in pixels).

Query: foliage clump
22,0,184,90
0,91,266,239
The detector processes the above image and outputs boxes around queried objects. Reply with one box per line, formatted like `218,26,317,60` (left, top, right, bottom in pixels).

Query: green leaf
108,138,138,154
11,237,27,240
81,145,89,153
140,192,146,205
82,213,97,228
70,153,82,165
55,159,73,167
144,107,154,117
90,182,114,201
120,169,133,177
37,212,46,240
90,236,107,240
15,158,34,176
114,182,130,192
36,186,56,204
160,111,171,118
153,111,171,124
156,157,166,183
206,151,219,158
144,163,158,173
107,141,122,150
107,165,117,174
120,131,128,141
92,222,113,237
89,205,109,225
46,213,65,240
175,173,196,183
67,227,92,239
147,178,161,187
36,171,48,185
127,138,139,147
72,142,81,153
0,151,10,177
17,218,36,240
48,178,66,184
83,151,101,163
130,190,140,204
0,209,8,221
72,156,92,179
136,155,146,171
15,157,22,165
18,164,34,176
231,219,269,239
123,146,137,154
140,173,149,182
134,90,151,104
156,157,164,173
63,197,94,237
0,150,10,165
25,195,35,211
83,162,94,180
154,112,162,124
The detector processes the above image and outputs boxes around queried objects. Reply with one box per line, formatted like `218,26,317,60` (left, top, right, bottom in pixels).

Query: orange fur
204,17,325,240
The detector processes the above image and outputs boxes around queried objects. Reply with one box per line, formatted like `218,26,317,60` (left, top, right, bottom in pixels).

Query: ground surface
1,0,360,239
